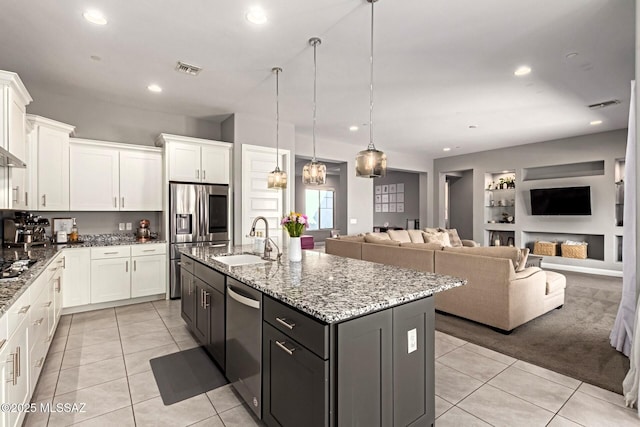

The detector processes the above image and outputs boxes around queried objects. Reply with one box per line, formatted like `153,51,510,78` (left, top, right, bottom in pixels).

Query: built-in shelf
522,231,605,261
616,235,623,263
522,160,605,181
486,230,515,247
484,171,516,229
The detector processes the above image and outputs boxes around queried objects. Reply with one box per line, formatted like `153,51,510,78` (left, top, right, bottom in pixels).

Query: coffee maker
136,219,152,241
3,212,50,247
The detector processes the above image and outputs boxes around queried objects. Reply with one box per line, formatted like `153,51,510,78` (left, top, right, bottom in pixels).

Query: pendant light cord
312,40,318,162
275,68,280,168
368,0,375,151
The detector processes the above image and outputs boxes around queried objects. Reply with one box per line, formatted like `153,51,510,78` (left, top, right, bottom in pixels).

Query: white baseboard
61,293,167,315
541,262,623,277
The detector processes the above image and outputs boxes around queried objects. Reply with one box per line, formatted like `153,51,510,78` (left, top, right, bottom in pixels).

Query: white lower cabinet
91,257,131,304
62,248,91,308
4,321,29,427
132,254,167,298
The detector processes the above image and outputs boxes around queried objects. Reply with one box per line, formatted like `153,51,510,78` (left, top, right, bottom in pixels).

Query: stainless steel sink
211,254,270,266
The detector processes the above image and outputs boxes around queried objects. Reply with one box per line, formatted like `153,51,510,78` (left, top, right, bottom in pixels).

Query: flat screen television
530,186,591,215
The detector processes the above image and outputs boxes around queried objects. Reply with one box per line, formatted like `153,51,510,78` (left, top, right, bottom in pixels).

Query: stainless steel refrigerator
169,182,229,298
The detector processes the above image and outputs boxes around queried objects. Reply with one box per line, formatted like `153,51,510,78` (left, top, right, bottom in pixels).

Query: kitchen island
181,245,465,427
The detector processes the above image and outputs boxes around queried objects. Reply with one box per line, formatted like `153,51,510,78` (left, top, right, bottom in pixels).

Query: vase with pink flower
281,211,308,262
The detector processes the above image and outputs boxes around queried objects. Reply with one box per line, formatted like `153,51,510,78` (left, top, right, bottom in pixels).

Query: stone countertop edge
0,239,168,318
180,245,466,324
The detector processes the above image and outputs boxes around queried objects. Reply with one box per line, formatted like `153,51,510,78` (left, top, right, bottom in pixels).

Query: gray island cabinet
179,247,465,427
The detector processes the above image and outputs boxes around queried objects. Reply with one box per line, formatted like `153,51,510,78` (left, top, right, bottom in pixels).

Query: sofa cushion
337,235,365,242
545,271,566,294
367,232,391,240
364,236,402,246
387,229,412,243
400,242,444,251
423,231,451,247
408,229,425,243
515,248,530,272
443,246,520,270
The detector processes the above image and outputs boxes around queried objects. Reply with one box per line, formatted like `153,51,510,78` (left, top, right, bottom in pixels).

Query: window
305,189,334,230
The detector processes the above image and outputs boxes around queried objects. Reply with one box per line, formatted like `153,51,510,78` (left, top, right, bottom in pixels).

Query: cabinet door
192,278,210,345
62,248,91,308
70,144,120,210
337,308,393,427
37,126,69,210
8,93,27,210
201,145,230,184
206,288,225,370
131,254,166,298
168,142,201,182
119,150,162,211
5,319,29,427
91,258,131,304
180,270,195,329
263,323,328,427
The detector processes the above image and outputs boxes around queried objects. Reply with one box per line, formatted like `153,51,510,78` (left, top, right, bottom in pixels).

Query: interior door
241,144,289,246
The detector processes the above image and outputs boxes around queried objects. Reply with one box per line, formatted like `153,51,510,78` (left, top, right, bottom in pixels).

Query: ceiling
0,0,634,159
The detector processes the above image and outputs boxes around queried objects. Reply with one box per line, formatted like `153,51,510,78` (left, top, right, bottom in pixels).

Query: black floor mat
150,346,228,405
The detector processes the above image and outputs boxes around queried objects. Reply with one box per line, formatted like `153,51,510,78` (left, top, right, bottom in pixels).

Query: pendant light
302,37,327,185
267,67,287,189
355,0,387,178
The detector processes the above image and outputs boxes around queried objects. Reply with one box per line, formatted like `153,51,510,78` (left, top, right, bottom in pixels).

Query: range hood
0,146,26,168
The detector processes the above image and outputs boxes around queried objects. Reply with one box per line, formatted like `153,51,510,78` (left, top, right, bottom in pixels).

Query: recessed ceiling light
83,10,107,25
147,84,162,93
502,170,510,174
590,120,603,126
566,52,579,59
443,147,451,152
246,7,267,24
90,55,101,61
349,125,359,132
468,125,478,129
514,66,532,76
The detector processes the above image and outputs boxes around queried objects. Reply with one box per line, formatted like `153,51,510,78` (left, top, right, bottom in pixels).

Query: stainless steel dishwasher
226,277,263,418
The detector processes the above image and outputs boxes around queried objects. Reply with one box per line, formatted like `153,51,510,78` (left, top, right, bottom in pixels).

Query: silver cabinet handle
142,249,156,252
275,340,295,356
55,277,61,292
12,186,18,203
125,261,129,272
62,256,66,269
134,260,137,271
104,251,119,255
122,197,125,208
203,170,206,180
0,339,6,351
275,317,296,330
196,169,200,179
18,305,30,314
33,318,44,326
6,351,16,385
25,191,28,206
42,194,46,207
44,301,52,308
227,286,260,309
16,346,21,378
114,197,117,208
184,261,192,266
203,291,210,309
35,357,44,368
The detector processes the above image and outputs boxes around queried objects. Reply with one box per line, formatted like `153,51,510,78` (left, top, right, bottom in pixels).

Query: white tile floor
24,300,638,427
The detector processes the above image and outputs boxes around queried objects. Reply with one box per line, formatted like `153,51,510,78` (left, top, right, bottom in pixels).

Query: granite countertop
181,245,466,324
0,235,168,317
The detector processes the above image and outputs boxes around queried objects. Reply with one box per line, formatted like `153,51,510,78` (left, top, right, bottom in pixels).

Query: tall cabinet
25,115,75,211
0,71,32,210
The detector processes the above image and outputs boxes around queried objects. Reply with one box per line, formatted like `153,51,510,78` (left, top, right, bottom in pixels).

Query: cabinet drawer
131,243,167,257
181,255,195,274
91,246,131,259
264,296,328,359
6,288,31,339
194,262,225,293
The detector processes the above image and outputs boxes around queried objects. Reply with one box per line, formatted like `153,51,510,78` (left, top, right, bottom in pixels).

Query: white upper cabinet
156,134,232,184
26,115,75,211
70,139,162,211
0,71,32,210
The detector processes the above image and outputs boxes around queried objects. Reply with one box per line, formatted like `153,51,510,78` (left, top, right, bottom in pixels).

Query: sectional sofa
326,230,566,332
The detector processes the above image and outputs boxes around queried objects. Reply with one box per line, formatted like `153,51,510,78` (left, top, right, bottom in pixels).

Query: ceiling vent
588,99,620,110
175,61,202,76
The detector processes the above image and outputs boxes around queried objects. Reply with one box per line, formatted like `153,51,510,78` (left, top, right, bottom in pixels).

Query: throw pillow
422,231,451,247
423,227,440,235
516,248,530,272
445,228,463,247
387,230,412,243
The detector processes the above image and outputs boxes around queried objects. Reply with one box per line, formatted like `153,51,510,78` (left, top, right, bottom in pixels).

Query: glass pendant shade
267,166,287,189
302,160,327,185
355,145,387,178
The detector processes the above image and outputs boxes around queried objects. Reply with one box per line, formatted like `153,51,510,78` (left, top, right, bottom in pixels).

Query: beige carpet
435,270,630,394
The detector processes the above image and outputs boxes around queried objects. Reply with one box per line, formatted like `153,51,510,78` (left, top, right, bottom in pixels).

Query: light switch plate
407,328,417,354
126,223,132,230
350,218,357,224
118,223,125,231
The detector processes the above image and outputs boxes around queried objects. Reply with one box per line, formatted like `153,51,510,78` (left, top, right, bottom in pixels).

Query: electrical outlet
126,222,132,230
407,328,417,354
350,218,357,224
118,223,125,231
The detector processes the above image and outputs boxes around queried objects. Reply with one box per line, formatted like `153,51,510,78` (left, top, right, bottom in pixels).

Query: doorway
444,170,473,239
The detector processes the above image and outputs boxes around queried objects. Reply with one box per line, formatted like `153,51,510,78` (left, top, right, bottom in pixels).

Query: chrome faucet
250,216,281,261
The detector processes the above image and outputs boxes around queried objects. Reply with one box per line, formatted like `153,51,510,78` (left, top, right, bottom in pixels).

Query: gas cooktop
0,258,37,280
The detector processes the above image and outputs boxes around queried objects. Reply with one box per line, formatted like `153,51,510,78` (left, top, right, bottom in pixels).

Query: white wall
295,133,433,234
